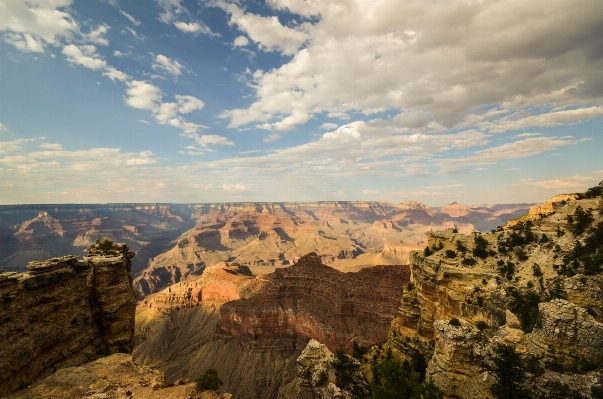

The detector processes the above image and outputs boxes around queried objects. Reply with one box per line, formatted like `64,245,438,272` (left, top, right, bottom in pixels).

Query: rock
278,339,370,399
216,253,411,351
505,309,521,329
0,242,137,397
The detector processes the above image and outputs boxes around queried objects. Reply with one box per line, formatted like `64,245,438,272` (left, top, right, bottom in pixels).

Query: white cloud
103,66,129,82
233,35,249,47
39,143,63,150
438,137,576,169
4,33,45,52
0,123,7,132
0,0,78,46
214,0,603,132
320,123,338,130
215,1,309,55
176,95,205,113
363,189,378,194
194,135,235,148
125,80,163,110
156,0,185,23
82,24,110,45
174,21,218,37
0,138,36,154
120,10,141,26
518,171,603,191
62,44,107,70
152,54,183,77
263,133,282,143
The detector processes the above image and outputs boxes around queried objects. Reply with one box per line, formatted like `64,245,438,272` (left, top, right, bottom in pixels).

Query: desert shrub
592,385,603,399
438,241,444,250
196,369,223,391
548,277,567,300
332,346,356,390
462,257,477,266
316,370,328,387
507,287,542,333
424,246,433,257
445,249,457,259
498,261,516,280
449,318,461,327
514,247,528,261
371,350,443,399
456,241,467,252
476,320,488,331
568,206,594,235
95,237,114,254
578,180,603,199
532,263,543,277
473,235,490,259
539,233,550,244
482,343,530,399
353,341,369,360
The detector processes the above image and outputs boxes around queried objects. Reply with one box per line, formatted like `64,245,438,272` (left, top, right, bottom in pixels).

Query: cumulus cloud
4,33,45,52
263,133,281,143
233,35,249,47
174,21,218,36
152,54,184,77
215,1,309,55
194,135,235,148
214,0,603,132
481,106,603,133
62,44,107,70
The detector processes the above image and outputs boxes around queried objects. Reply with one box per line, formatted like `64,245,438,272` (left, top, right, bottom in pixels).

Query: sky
0,0,602,206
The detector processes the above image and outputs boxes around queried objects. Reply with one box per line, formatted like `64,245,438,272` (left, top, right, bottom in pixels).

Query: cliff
216,253,411,351
0,239,137,397
383,194,603,398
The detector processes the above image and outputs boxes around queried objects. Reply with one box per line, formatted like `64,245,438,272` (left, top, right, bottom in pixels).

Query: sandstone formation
6,353,233,399
0,240,137,397
278,339,370,399
382,194,603,398
216,253,411,351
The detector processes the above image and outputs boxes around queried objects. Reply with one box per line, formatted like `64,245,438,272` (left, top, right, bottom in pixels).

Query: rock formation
6,353,233,399
0,239,136,397
278,339,370,399
216,253,411,351
382,194,603,398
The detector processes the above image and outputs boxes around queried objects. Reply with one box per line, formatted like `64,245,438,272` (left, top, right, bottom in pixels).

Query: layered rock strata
0,241,136,397
278,339,370,399
216,253,411,351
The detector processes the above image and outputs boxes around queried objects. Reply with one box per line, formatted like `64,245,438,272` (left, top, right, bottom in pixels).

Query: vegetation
332,346,358,392
456,241,467,253
506,287,542,333
475,320,488,331
472,235,490,259
532,263,543,277
94,237,115,255
195,369,223,391
449,318,461,327
482,343,530,399
567,206,594,235
353,341,370,360
462,257,477,266
424,246,433,257
445,249,457,259
497,260,516,280
578,180,603,199
370,349,443,399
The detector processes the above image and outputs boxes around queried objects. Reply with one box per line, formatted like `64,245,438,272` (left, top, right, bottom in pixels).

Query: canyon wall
0,240,136,397
216,253,411,351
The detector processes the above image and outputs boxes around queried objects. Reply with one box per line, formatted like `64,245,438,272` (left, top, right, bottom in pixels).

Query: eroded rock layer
216,253,411,351
0,242,136,397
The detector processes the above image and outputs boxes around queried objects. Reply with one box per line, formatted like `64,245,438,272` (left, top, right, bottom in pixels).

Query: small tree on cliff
482,343,529,399
195,368,223,391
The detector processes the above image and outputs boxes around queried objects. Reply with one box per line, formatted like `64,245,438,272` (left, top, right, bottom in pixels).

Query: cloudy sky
1,0,602,205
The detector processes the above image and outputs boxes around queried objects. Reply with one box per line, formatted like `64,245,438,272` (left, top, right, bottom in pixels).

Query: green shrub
473,235,490,259
195,369,223,391
456,241,467,252
424,246,433,257
462,257,477,266
481,343,529,399
568,206,594,235
476,320,488,331
507,287,542,333
445,250,457,259
532,263,543,277
449,318,461,327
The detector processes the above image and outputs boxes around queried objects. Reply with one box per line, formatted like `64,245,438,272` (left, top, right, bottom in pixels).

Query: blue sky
1,0,602,205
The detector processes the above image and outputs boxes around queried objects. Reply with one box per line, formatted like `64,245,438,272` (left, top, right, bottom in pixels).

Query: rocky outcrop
278,339,370,399
6,353,233,399
0,240,136,397
216,253,411,351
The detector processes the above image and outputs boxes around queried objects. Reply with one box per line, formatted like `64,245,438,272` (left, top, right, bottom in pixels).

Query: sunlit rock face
0,241,136,397
216,252,411,351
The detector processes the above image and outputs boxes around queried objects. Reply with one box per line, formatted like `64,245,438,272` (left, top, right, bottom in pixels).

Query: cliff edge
0,238,137,397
